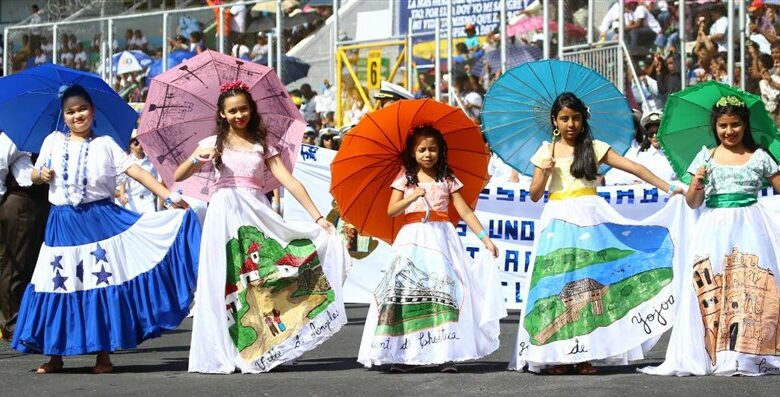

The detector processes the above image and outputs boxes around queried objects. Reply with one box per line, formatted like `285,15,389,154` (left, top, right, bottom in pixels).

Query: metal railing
562,43,622,90
3,0,286,79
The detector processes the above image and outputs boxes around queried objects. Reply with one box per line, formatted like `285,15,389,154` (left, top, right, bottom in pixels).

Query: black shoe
439,362,457,373
389,364,416,373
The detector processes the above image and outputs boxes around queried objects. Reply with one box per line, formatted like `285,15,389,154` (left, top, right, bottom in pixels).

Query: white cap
373,81,414,101
640,110,663,128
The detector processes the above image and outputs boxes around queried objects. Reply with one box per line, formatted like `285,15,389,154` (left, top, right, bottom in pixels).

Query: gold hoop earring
552,128,560,137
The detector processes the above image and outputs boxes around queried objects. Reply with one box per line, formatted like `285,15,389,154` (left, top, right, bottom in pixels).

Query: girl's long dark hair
551,92,597,180
402,125,454,186
214,88,268,169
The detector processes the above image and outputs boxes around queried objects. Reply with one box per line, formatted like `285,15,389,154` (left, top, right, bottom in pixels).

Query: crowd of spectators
3,1,331,101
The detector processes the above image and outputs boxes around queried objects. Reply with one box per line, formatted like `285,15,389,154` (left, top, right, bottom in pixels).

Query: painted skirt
357,221,507,367
509,195,697,372
12,199,201,356
188,187,350,374
641,203,780,376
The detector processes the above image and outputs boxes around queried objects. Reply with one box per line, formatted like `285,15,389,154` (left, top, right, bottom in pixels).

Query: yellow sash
548,187,598,201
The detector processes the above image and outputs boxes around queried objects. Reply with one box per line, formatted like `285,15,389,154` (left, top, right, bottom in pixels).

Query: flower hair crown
220,80,249,93
715,95,746,108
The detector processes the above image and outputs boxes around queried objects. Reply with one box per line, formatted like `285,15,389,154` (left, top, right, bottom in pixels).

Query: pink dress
357,175,506,366
189,136,350,374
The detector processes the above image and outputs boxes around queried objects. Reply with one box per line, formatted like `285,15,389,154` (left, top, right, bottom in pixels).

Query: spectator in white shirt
40,36,52,56
59,44,74,68
230,36,250,59
707,5,729,53
0,132,49,340
189,31,206,54
251,33,269,62
68,33,78,50
124,29,135,50
133,29,148,53
624,0,662,49
33,47,47,66
73,43,89,71
634,110,676,183
758,53,780,125
230,4,247,36
598,2,621,41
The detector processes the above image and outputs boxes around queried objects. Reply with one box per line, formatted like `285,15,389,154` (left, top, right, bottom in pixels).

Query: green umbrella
659,80,780,184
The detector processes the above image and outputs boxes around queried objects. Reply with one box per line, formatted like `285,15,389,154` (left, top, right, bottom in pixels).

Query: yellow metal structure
335,40,410,127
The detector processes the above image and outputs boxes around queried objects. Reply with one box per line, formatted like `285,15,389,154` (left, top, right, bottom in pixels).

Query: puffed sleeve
686,146,711,176
34,131,59,169
529,142,551,168
592,139,612,162
448,176,464,193
105,137,133,175
759,149,779,179
198,135,217,148
263,143,279,160
390,173,407,191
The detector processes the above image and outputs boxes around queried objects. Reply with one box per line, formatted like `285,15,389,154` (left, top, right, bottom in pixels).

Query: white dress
641,148,780,376
510,141,698,372
188,136,351,373
357,175,506,367
12,131,200,356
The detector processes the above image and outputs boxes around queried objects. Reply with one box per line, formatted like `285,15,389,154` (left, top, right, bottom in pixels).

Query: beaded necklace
61,132,93,206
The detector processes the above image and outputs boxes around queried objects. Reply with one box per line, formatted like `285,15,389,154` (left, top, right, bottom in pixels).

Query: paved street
1,304,778,396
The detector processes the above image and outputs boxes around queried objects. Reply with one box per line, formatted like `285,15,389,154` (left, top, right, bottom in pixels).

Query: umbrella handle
551,128,561,158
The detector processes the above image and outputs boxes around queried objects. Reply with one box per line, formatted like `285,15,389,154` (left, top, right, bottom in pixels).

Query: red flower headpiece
220,80,250,93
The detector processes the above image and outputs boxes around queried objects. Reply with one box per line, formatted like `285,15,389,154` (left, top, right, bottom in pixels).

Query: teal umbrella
481,59,634,176
658,80,780,184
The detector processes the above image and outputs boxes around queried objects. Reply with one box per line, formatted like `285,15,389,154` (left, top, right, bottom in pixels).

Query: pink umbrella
507,16,587,38
137,50,305,201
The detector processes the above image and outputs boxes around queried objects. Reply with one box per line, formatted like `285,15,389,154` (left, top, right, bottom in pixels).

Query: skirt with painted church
641,202,780,376
188,187,351,374
357,220,507,367
509,194,697,372
12,199,201,356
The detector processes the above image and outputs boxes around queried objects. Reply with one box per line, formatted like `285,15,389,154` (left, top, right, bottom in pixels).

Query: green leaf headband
715,95,746,108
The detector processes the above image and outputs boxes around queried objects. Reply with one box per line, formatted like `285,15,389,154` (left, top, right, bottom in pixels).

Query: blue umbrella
255,55,310,85
481,59,634,176
0,64,138,152
470,44,542,77
145,50,197,83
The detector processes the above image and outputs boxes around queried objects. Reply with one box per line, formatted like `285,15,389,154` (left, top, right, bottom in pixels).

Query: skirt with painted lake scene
509,195,697,372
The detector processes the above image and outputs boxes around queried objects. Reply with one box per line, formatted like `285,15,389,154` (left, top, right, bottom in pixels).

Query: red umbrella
507,16,587,38
330,99,490,244
137,50,305,201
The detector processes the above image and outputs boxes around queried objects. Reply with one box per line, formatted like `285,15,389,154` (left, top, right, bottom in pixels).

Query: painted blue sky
535,220,671,256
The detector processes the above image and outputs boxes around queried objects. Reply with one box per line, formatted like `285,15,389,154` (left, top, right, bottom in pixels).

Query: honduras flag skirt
11,199,201,356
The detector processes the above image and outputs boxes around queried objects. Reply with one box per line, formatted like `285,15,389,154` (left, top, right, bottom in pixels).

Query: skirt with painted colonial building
641,201,780,376
357,220,507,367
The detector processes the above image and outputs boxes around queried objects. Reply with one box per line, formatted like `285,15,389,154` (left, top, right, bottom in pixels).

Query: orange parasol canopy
330,99,490,244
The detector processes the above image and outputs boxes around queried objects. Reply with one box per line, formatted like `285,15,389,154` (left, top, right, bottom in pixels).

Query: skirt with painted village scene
188,187,351,373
